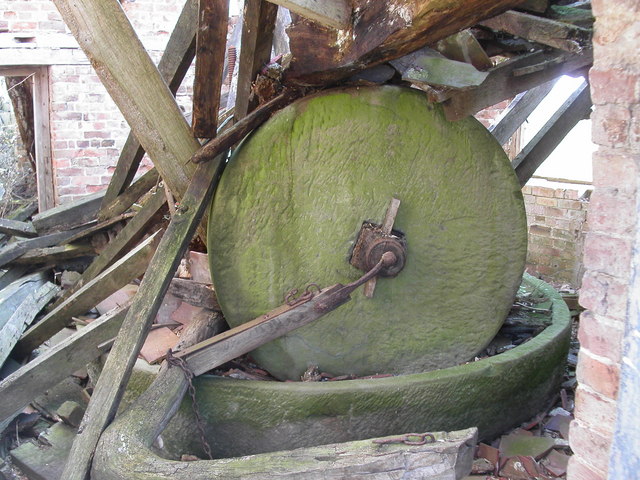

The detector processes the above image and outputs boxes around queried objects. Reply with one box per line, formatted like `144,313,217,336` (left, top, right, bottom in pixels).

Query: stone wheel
208,86,526,381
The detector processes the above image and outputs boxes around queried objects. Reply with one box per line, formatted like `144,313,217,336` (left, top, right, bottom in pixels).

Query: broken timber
167,278,220,311
0,218,37,238
32,190,104,235
98,168,159,222
267,0,351,30
514,80,592,186
61,155,225,480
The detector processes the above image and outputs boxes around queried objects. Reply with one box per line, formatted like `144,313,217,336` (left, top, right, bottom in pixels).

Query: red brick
529,225,551,236
574,386,618,435
568,420,613,474
583,233,633,278
592,104,630,148
531,186,555,197
590,69,640,104
592,150,640,191
564,189,580,200
588,188,636,236
580,272,629,321
567,455,607,480
544,206,564,218
536,196,557,207
576,350,620,400
521,186,532,195
11,21,37,30
577,311,624,362
557,199,583,210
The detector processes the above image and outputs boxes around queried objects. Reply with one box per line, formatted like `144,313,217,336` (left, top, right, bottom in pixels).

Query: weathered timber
0,266,29,291
0,303,130,432
490,80,556,145
480,10,592,53
234,0,278,119
192,90,300,163
0,202,37,247
15,231,160,357
514,81,592,185
390,47,489,89
32,190,104,235
33,67,55,211
0,282,59,369
284,0,528,85
167,278,220,311
53,189,167,308
99,168,159,222
10,244,95,266
192,0,228,137
0,227,89,269
266,0,351,29
0,272,47,329
518,0,548,13
61,155,225,480
101,0,198,208
0,218,37,238
436,30,493,71
53,0,200,201
443,47,592,120
63,212,136,245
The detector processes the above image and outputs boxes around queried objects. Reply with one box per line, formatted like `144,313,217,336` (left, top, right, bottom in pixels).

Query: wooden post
234,0,278,119
60,155,225,480
513,81,592,185
33,66,55,211
192,0,229,138
53,0,200,200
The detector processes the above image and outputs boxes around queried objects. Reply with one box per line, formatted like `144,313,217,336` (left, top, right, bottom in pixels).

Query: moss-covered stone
208,85,527,380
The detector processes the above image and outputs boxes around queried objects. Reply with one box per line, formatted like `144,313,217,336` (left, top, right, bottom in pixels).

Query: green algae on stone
208,85,527,381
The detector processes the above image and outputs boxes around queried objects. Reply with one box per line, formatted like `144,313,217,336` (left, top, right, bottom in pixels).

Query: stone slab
10,422,75,480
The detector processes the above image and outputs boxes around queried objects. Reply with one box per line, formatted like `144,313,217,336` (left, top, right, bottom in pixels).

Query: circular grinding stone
208,86,527,381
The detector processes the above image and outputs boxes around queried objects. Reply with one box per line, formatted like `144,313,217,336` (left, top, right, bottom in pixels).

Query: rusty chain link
166,349,213,460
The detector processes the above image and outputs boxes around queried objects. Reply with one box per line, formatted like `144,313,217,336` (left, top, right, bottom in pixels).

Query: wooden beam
0,282,59,369
61,154,225,480
100,0,198,208
0,202,37,247
32,190,105,235
266,0,351,29
436,30,493,71
517,0,548,13
0,218,37,238
192,0,228,138
14,231,160,357
443,48,592,120
513,81,591,186
32,66,55,211
9,244,94,266
52,0,200,200
234,0,278,119
0,227,88,269
167,278,220,311
489,80,556,145
0,303,129,431
98,168,159,222
480,10,591,53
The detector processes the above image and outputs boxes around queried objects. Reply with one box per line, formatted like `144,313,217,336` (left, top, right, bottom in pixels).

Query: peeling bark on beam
513,81,591,186
266,0,351,29
192,0,228,138
53,0,200,201
284,0,528,86
443,47,592,120
235,0,278,119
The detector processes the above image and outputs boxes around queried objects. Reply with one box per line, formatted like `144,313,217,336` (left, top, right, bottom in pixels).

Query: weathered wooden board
513,81,592,185
52,0,200,201
0,303,129,431
192,0,228,137
0,282,59,369
15,231,160,357
9,244,94,266
0,218,37,238
283,0,527,85
32,190,104,235
98,168,159,222
234,0,278,119
0,227,87,269
267,0,351,29
208,86,527,381
61,156,224,480
167,278,220,311
0,272,46,330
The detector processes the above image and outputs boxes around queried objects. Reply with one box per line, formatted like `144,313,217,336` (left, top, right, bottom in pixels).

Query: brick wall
2,0,192,204
522,185,589,287
568,1,640,479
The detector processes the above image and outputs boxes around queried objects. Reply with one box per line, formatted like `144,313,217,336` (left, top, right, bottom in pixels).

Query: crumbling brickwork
522,185,589,287
568,1,640,478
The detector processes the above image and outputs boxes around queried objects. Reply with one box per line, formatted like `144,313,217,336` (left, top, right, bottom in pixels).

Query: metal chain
166,349,213,460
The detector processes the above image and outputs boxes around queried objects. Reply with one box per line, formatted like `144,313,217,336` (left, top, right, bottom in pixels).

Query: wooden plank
0,266,30,291
62,212,136,244
100,0,198,208
518,0,548,13
0,227,89,269
53,189,167,309
513,81,592,186
60,154,225,480
167,278,220,310
53,0,200,201
0,218,37,238
480,10,591,53
0,282,59,369
436,30,493,71
0,272,46,329
14,231,160,357
10,244,95,265
33,66,55,211
266,0,351,29
0,303,129,431
234,0,278,119
192,0,228,138
32,190,105,235
489,80,556,145
0,202,37,247
98,168,159,222
443,48,592,120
